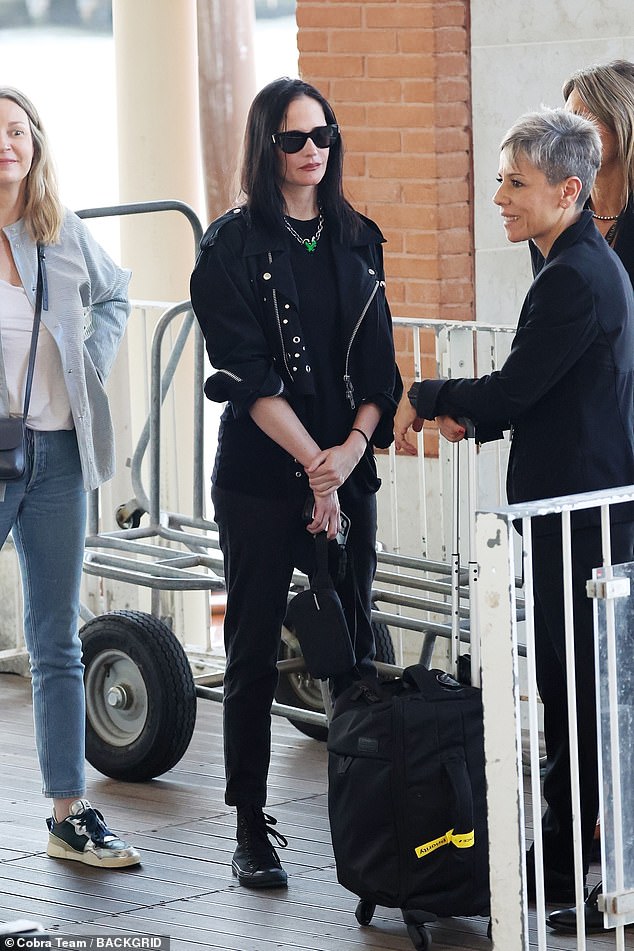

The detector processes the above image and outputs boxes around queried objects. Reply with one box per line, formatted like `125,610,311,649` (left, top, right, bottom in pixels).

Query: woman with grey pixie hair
395,105,634,925
499,106,601,206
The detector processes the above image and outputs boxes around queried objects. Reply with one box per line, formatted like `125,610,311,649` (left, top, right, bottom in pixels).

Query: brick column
296,0,474,379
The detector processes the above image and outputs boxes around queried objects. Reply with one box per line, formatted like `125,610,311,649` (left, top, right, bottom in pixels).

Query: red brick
403,231,440,255
401,129,436,154
406,281,441,304
439,281,474,304
345,129,402,152
331,78,402,102
335,104,368,126
437,229,472,254
435,52,468,77
330,29,397,53
386,279,405,301
402,79,435,103
296,5,362,28
367,54,435,79
434,26,468,53
438,204,471,229
365,6,434,28
368,103,434,128
388,255,439,280
369,203,438,230
398,30,437,54
401,182,439,204
347,177,402,202
369,155,437,180
300,53,364,77
433,2,467,27
297,30,329,52
438,252,473,280
342,153,366,177
436,77,471,103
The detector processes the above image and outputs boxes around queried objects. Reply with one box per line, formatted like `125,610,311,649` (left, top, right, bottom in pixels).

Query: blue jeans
0,428,87,798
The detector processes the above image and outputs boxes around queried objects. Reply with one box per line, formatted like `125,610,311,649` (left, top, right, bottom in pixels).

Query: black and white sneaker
46,799,141,868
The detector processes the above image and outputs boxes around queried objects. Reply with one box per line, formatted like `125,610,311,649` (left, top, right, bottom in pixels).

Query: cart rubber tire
275,620,396,742
81,610,197,782
355,900,376,926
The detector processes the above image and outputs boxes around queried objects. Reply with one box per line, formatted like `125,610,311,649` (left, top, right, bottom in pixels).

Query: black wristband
407,382,421,410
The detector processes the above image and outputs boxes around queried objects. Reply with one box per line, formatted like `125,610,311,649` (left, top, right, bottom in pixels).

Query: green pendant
304,238,317,252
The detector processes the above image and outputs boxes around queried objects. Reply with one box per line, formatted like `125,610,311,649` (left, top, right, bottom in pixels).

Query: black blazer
414,211,634,526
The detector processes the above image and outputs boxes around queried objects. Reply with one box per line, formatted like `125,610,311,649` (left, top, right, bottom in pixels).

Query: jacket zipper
269,251,294,382
343,280,379,408
217,368,242,382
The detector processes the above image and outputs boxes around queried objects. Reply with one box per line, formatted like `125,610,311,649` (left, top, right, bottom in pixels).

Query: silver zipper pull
344,374,355,408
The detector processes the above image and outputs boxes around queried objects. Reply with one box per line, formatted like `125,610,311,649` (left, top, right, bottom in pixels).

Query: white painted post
476,510,527,950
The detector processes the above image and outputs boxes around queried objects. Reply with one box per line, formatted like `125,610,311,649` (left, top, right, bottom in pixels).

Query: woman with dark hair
191,77,401,888
0,87,139,866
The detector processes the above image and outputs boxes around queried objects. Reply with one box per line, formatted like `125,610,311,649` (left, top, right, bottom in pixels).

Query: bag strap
21,244,46,421
311,530,335,589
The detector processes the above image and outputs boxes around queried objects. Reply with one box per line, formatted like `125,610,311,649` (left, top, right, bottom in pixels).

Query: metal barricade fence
477,485,634,950
80,314,522,676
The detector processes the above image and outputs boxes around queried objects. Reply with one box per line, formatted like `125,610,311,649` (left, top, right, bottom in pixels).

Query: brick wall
295,0,474,386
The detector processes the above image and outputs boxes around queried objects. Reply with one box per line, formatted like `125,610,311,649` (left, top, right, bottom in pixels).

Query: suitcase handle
402,664,464,696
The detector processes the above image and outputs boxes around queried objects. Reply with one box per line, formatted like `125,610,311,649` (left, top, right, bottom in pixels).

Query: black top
530,198,634,292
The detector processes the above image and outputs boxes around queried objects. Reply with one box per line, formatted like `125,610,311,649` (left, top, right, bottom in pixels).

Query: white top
0,277,73,431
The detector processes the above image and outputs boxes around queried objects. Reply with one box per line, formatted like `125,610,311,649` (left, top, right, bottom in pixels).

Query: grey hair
499,107,601,207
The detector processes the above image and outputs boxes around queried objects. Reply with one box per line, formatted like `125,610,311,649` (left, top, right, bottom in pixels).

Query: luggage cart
77,202,524,782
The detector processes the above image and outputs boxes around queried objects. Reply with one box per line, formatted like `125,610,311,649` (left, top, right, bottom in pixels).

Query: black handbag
0,245,45,482
283,530,356,681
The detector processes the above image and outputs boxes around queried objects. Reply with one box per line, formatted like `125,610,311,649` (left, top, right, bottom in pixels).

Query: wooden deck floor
0,671,631,951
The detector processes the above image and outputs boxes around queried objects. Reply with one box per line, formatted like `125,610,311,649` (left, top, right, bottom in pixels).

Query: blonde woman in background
0,87,139,867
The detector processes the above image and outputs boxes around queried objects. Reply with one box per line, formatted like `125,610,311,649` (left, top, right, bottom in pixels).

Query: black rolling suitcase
327,664,490,950
327,434,489,950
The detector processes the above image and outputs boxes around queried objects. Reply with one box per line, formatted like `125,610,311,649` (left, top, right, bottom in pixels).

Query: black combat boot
232,806,288,888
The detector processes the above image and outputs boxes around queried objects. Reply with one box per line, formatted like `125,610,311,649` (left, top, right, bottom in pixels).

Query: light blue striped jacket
1,209,131,490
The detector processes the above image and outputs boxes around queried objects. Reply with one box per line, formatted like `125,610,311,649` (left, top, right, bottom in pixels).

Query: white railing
477,485,634,950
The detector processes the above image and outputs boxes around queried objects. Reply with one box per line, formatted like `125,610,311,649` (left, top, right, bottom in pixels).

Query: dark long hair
239,77,362,241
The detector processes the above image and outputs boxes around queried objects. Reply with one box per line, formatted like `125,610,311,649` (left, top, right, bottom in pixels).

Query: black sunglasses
272,124,339,154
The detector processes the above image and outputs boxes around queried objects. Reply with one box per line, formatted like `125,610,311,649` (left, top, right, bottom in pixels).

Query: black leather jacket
190,206,402,449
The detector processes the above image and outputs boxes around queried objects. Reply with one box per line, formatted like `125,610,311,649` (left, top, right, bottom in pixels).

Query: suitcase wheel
354,899,376,926
406,922,432,950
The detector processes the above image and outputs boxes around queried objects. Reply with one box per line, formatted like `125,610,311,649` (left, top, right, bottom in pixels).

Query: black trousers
532,520,634,876
212,485,378,808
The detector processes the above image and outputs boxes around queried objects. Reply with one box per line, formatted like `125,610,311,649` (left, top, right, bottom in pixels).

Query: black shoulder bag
283,530,356,681
0,245,45,481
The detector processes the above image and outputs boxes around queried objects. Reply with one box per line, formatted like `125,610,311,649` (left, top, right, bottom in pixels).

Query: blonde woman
0,87,139,867
563,59,634,284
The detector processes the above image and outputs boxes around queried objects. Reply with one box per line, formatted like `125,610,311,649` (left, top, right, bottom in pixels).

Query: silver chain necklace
283,213,324,253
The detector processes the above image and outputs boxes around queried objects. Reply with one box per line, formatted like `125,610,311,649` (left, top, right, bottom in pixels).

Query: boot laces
238,809,287,862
